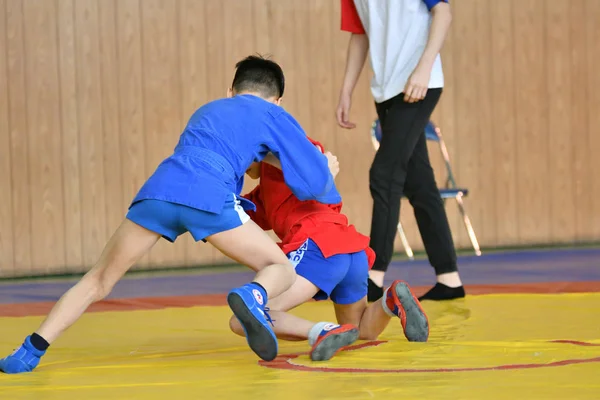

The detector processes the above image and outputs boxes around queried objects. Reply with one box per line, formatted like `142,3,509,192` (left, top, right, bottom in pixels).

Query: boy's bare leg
334,297,391,340
229,275,320,339
206,219,299,361
267,274,320,311
230,311,314,340
228,275,359,361
0,219,161,374
206,219,296,298
36,219,161,342
336,280,429,342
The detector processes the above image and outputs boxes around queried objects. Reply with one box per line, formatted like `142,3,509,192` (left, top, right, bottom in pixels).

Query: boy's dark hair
231,55,285,98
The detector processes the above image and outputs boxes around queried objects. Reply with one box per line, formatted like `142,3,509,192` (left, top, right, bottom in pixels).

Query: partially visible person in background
336,0,465,302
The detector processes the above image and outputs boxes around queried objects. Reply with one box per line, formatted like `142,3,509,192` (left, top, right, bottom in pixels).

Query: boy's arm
241,185,272,231
404,0,452,102
267,113,341,204
263,139,323,170
263,143,339,179
336,0,369,129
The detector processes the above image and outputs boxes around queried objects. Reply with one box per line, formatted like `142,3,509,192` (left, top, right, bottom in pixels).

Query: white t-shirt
341,0,446,103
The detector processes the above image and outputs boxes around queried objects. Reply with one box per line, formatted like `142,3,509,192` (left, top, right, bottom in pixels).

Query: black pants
369,88,457,275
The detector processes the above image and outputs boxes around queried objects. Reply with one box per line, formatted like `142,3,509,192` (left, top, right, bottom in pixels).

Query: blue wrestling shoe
227,283,278,361
0,336,46,374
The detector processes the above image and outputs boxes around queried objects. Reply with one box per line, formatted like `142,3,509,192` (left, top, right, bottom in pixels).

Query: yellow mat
1,293,599,400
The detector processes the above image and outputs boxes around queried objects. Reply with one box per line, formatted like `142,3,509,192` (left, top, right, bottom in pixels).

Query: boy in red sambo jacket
229,137,429,361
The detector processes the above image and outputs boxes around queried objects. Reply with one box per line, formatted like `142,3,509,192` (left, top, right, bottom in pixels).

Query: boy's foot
0,336,46,374
386,280,429,342
310,324,359,361
418,283,465,301
227,283,278,361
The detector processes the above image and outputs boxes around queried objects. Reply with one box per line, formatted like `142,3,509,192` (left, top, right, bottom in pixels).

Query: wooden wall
0,0,599,277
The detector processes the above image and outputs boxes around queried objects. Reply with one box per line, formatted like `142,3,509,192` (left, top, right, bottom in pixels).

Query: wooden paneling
546,0,575,243
0,0,13,277
512,0,550,244
489,0,518,246
6,0,32,273
0,0,599,277
22,0,66,272
585,0,600,241
76,0,108,268
569,0,591,242
58,0,83,271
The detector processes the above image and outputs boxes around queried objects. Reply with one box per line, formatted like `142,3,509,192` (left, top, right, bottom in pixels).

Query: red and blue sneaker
385,280,429,342
227,283,278,361
309,324,359,361
0,336,46,374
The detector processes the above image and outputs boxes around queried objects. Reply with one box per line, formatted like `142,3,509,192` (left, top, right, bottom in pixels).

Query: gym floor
1,248,599,399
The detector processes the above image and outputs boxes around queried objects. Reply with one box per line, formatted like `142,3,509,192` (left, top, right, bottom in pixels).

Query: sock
308,322,338,346
247,281,268,306
367,278,384,302
418,283,465,301
29,333,50,351
381,287,397,318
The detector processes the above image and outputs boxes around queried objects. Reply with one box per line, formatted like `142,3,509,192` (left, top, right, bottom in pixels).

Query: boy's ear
227,87,234,98
275,96,283,106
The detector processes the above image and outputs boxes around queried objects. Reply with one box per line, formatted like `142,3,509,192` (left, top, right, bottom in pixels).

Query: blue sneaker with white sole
0,336,46,374
227,283,278,361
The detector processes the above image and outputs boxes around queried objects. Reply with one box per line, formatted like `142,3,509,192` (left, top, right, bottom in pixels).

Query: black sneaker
418,283,466,301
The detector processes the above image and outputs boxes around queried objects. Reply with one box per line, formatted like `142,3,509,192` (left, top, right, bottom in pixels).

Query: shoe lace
263,307,275,327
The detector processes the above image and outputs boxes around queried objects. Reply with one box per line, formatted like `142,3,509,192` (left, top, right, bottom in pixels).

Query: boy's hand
403,63,431,103
336,93,356,129
325,151,340,178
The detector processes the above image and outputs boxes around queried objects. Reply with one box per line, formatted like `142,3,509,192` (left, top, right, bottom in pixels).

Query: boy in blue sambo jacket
0,55,341,373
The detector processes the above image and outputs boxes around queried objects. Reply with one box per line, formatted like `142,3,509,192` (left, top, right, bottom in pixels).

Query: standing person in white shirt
336,0,465,302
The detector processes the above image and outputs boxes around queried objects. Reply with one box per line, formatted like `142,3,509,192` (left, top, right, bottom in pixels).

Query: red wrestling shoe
309,324,359,361
385,280,429,342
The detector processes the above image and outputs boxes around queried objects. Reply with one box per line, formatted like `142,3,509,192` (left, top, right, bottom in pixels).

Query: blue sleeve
265,111,341,204
422,0,448,11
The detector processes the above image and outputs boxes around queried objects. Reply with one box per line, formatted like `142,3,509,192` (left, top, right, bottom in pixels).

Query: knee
369,163,406,193
229,315,244,336
405,184,444,207
273,261,297,288
283,261,297,282
369,168,388,197
82,273,113,303
369,162,387,185
404,169,439,201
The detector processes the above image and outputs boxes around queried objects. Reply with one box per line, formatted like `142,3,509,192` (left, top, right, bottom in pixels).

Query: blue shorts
287,239,369,305
126,194,250,242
